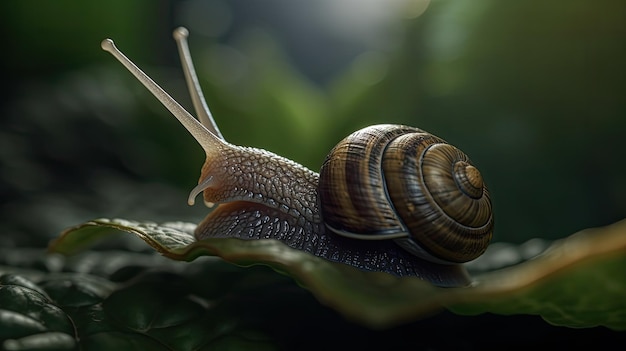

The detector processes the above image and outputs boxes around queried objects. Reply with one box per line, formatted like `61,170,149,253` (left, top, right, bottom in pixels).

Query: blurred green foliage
1,0,625,247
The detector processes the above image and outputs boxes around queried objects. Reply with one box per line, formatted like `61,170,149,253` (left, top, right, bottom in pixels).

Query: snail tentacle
173,27,224,140
101,39,224,155
188,175,215,206
101,37,233,208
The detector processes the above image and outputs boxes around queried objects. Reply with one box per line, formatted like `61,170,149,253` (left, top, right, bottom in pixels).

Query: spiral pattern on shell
319,124,493,263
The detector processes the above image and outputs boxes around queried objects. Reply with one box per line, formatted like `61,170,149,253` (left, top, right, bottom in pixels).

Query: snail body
102,28,493,287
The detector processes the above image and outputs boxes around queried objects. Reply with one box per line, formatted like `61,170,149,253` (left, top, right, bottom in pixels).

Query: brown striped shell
319,124,493,264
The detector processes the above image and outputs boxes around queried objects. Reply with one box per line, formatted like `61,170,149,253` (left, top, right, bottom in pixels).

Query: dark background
0,0,625,347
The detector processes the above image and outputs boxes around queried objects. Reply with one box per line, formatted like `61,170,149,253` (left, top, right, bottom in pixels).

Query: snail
101,27,493,287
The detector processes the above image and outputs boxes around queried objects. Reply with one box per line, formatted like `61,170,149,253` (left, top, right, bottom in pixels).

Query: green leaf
0,275,76,349
64,266,277,350
100,277,246,350
0,310,46,340
38,274,116,308
1,332,76,351
49,218,626,330
79,332,170,351
1,260,279,350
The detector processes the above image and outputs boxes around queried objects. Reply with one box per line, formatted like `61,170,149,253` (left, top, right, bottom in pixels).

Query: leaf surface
48,218,626,330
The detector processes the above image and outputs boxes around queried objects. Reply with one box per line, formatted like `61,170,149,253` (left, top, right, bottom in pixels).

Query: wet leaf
1,332,76,351
0,275,76,349
38,274,116,308
49,218,626,330
0,264,279,350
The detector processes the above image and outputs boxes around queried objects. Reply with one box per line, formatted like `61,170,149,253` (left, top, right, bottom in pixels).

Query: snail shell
319,124,493,264
101,27,494,287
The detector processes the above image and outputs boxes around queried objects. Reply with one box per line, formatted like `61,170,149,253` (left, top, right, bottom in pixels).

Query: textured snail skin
193,140,473,287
